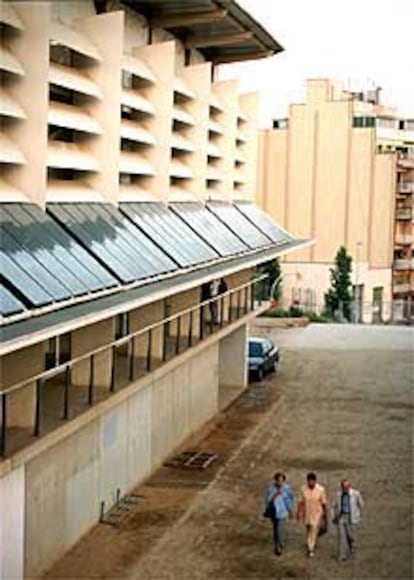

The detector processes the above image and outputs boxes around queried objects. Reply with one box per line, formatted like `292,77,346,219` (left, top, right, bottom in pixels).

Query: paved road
128,324,413,580
46,324,413,580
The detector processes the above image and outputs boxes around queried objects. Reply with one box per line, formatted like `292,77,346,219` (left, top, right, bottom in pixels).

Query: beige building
257,78,414,321
0,1,311,578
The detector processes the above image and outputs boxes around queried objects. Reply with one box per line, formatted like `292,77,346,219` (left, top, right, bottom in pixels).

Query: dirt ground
45,324,413,580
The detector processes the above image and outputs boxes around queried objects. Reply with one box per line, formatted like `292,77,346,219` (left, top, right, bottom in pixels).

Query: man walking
331,479,364,561
264,472,294,555
296,472,327,558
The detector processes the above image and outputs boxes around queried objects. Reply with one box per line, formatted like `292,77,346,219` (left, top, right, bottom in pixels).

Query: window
352,116,376,128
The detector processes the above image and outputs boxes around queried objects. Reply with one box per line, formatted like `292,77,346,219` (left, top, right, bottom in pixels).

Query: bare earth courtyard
45,324,413,580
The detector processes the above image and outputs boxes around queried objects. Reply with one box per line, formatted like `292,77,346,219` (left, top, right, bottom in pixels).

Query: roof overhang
0,239,312,356
120,0,283,64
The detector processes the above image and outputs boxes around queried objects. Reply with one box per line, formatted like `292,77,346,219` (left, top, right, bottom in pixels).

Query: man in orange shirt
296,472,327,558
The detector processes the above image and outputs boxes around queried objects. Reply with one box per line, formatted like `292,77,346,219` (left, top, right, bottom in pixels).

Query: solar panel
1,250,54,307
235,203,294,244
47,203,177,284
207,202,272,249
0,284,26,316
120,202,219,267
0,203,119,308
170,203,249,257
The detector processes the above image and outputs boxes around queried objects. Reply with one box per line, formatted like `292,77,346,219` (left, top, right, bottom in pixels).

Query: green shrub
260,306,290,318
304,311,330,323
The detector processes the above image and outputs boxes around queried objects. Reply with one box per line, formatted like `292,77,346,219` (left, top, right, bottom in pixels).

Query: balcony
0,277,267,458
395,207,412,220
397,181,414,195
395,234,412,245
398,153,414,169
393,283,410,294
393,259,411,270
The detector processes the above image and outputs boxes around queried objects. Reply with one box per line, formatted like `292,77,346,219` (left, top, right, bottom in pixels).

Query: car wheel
257,367,264,381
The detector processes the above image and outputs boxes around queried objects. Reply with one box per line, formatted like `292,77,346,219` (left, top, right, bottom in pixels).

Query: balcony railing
398,181,414,195
393,283,410,294
398,153,414,169
395,208,412,220
0,276,268,458
395,234,413,245
393,259,411,270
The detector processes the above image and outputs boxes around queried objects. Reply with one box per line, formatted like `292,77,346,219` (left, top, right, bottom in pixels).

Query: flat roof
121,0,283,64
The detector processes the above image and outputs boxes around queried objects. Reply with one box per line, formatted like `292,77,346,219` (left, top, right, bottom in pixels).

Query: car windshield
249,342,262,357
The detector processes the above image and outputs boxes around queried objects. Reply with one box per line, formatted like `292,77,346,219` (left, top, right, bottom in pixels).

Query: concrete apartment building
0,1,311,577
257,78,414,321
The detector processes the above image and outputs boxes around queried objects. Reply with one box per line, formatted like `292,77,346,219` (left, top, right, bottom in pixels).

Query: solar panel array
0,201,296,320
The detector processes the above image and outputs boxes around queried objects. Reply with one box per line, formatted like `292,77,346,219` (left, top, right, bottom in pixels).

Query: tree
256,258,282,301
324,246,353,321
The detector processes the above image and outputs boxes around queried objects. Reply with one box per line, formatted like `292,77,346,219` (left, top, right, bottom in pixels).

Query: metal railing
0,276,267,457
395,208,412,220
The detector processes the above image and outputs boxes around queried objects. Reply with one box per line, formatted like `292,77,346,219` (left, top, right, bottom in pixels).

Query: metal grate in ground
164,451,218,469
99,492,144,527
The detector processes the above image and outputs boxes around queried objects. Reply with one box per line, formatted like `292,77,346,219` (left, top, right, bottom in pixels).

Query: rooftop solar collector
207,202,272,249
120,202,219,268
235,203,293,244
0,284,26,316
170,202,249,257
47,203,177,284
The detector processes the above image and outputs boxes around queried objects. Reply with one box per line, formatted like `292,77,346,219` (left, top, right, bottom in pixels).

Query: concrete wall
2,339,221,577
218,325,247,388
0,466,25,580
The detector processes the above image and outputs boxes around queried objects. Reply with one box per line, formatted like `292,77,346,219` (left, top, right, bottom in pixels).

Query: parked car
248,336,279,381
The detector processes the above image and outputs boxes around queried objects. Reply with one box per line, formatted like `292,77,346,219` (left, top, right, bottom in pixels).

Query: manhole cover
164,451,218,469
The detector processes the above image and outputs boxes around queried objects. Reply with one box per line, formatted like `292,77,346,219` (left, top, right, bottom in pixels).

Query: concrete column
218,324,248,388
71,319,113,388
168,288,200,337
129,300,164,360
0,343,44,428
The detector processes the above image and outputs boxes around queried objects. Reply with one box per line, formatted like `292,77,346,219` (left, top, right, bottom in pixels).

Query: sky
218,0,414,127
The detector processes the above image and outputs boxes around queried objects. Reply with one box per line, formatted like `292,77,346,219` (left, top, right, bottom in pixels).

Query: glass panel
207,202,271,249
48,203,177,284
48,203,134,283
0,229,71,301
235,203,293,244
0,284,26,316
0,251,54,306
1,205,89,297
171,203,248,257
120,202,219,267
249,341,262,357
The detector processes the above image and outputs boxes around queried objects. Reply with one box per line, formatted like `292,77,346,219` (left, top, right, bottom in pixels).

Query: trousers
338,514,355,559
271,518,286,552
306,523,319,552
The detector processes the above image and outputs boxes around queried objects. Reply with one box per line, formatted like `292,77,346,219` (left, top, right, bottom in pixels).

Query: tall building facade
0,2,309,577
257,78,414,321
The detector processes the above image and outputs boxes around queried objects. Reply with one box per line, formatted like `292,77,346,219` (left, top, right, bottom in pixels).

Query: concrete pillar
129,300,164,360
168,288,200,337
71,319,113,388
218,324,248,388
0,343,44,428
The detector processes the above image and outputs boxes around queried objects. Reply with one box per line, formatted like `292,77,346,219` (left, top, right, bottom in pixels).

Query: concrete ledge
251,316,309,330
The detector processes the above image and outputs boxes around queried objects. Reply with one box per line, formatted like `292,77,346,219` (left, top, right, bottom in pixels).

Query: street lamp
269,271,301,303
354,241,362,323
